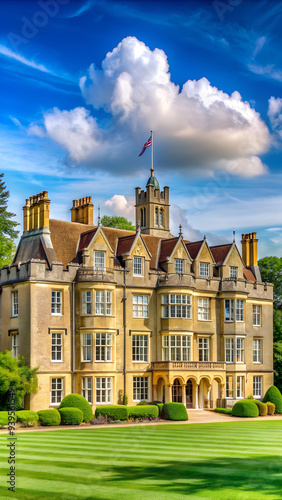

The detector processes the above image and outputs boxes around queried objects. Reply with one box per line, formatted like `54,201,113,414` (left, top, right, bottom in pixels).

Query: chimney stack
241,232,258,266
71,197,94,225
23,191,50,232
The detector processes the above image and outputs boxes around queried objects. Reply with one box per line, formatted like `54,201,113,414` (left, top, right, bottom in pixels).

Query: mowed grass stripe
1,422,282,500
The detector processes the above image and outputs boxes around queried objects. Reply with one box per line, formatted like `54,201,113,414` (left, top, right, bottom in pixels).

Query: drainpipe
123,267,127,403
72,282,75,393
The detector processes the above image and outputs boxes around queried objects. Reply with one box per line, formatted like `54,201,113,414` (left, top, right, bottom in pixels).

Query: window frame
198,298,210,321
236,300,244,322
199,263,210,278
11,291,18,317
81,333,92,362
95,333,112,362
236,376,244,399
133,256,144,276
95,290,112,316
133,295,149,318
51,332,63,362
236,337,244,363
230,266,238,278
133,376,149,402
225,338,234,363
132,334,149,362
161,294,191,319
94,251,106,271
224,299,234,322
82,377,93,404
253,376,262,398
51,290,62,316
253,339,262,364
226,375,233,398
175,259,184,274
95,377,112,404
11,334,18,358
162,334,192,362
198,337,209,362
50,377,63,405
253,305,261,326
81,290,92,315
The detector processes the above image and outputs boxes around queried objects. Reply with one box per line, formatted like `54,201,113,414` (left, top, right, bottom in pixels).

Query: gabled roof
210,244,233,266
243,268,256,282
116,234,136,257
185,240,204,260
49,219,95,268
159,237,179,263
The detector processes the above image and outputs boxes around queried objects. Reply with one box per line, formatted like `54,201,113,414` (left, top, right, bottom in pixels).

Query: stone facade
0,170,273,411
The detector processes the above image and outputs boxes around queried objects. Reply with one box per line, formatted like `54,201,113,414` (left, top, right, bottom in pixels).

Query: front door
186,380,193,408
172,379,182,403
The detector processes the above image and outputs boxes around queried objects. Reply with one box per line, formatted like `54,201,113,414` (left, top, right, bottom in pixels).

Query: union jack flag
139,135,152,157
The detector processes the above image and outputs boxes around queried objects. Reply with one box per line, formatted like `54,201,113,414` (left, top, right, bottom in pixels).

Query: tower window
160,209,163,226
155,207,159,226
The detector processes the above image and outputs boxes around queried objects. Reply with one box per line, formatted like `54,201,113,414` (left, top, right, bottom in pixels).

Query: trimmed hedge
127,405,158,419
231,400,259,418
214,408,232,415
0,411,9,425
263,386,282,414
266,401,275,415
59,394,93,423
154,403,164,416
15,410,39,426
137,400,149,406
95,405,128,421
253,400,267,416
58,407,83,425
37,409,61,426
161,403,188,421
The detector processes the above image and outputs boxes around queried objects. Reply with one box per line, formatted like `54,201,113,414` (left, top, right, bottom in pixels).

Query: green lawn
1,421,282,500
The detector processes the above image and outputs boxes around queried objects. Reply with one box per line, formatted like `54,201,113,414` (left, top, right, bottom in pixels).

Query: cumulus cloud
33,36,270,177
268,96,282,132
104,194,135,221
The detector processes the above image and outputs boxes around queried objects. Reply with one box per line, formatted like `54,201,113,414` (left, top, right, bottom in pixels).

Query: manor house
0,169,273,411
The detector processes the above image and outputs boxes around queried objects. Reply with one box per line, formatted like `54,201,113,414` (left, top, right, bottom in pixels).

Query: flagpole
151,130,153,172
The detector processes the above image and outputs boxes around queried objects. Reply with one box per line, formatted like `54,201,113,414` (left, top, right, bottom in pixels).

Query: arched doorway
186,379,193,408
172,378,182,403
198,377,211,409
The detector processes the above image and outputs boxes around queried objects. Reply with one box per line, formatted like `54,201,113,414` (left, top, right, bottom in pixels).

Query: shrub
58,407,83,425
37,409,61,426
253,400,267,416
263,386,282,414
0,411,9,426
95,405,128,421
266,401,275,415
59,394,93,422
127,405,158,419
137,400,149,406
214,408,232,415
246,394,254,399
161,403,188,421
15,410,39,426
154,403,164,416
231,400,259,418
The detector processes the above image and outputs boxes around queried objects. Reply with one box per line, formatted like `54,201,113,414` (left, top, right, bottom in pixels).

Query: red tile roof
185,240,203,260
210,244,232,265
116,235,136,257
159,237,179,263
243,268,256,282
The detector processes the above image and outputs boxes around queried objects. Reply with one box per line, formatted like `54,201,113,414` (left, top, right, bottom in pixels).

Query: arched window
160,209,163,226
155,207,159,226
172,379,182,403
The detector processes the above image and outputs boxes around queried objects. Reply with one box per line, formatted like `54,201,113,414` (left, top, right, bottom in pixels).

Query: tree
101,215,135,231
259,257,282,392
0,173,19,267
0,352,38,410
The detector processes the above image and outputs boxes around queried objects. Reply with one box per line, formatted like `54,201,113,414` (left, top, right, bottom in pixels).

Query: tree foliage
101,215,135,231
0,173,19,267
0,352,38,410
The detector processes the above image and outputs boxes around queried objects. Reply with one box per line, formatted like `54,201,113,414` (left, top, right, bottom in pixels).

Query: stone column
195,384,199,409
182,384,186,406
152,384,157,401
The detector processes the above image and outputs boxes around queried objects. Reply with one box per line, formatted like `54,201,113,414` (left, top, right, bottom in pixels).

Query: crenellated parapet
0,260,79,286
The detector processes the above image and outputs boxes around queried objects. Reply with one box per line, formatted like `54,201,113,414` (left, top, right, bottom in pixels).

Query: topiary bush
59,394,93,422
231,400,259,418
154,403,164,416
214,408,232,415
37,409,61,426
127,405,158,419
15,410,39,427
263,386,282,414
137,400,149,406
95,405,128,421
253,400,267,416
266,401,275,415
58,407,83,425
161,403,188,421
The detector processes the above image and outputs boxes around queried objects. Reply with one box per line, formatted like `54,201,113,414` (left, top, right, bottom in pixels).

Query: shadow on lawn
108,455,282,498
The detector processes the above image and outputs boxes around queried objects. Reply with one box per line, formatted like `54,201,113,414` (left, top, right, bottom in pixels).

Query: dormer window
133,256,144,276
94,251,106,271
175,259,184,274
230,266,238,278
200,263,209,278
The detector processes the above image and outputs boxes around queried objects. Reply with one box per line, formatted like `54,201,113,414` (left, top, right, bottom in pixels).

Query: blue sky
1,0,282,258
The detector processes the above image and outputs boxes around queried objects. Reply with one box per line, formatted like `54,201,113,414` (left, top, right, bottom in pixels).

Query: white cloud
0,44,50,73
27,124,46,138
249,63,282,82
268,96,282,130
33,36,270,177
170,204,202,241
104,194,135,221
